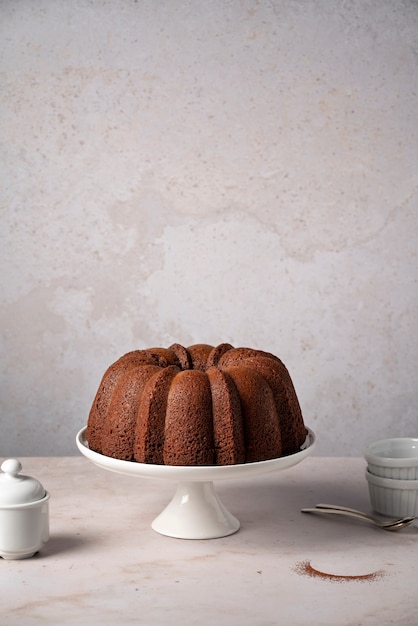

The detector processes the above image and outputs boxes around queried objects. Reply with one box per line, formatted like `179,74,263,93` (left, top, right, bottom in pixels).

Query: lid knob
1,459,23,477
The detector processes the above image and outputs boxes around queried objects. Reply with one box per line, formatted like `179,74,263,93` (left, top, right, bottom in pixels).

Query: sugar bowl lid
0,459,46,505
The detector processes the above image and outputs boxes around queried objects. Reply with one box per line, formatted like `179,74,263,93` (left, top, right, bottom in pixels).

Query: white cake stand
76,426,316,540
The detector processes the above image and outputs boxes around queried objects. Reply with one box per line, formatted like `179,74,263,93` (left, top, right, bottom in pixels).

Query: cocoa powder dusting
294,560,386,583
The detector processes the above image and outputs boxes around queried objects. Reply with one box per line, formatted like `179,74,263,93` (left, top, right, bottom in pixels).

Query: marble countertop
1,456,417,625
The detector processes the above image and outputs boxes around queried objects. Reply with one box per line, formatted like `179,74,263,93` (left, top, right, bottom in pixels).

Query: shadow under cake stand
76,426,316,540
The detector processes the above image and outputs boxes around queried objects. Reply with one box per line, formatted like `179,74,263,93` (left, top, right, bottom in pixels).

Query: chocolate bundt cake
86,343,307,466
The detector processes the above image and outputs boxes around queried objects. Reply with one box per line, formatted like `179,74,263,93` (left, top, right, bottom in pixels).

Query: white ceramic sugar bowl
0,459,50,560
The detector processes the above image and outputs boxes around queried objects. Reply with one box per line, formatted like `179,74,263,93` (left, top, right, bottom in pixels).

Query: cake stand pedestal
151,481,239,539
76,427,316,539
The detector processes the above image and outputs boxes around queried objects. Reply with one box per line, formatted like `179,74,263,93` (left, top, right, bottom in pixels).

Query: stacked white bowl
364,438,418,517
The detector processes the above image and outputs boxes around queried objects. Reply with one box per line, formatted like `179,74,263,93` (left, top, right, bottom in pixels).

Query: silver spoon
301,503,416,531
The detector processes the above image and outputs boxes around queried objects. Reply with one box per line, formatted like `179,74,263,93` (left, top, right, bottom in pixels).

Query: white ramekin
365,469,418,517
364,437,418,480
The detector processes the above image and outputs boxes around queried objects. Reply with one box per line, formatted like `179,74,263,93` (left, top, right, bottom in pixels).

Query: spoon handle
301,508,376,524
315,503,373,517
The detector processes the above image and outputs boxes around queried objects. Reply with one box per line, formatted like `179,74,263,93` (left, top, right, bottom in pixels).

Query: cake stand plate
76,427,316,540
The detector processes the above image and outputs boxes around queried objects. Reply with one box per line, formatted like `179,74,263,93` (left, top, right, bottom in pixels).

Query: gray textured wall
1,0,417,456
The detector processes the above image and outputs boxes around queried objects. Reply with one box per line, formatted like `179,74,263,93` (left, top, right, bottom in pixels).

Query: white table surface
1,455,417,626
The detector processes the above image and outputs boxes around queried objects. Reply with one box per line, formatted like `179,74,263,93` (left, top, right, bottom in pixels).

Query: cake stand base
151,480,240,539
